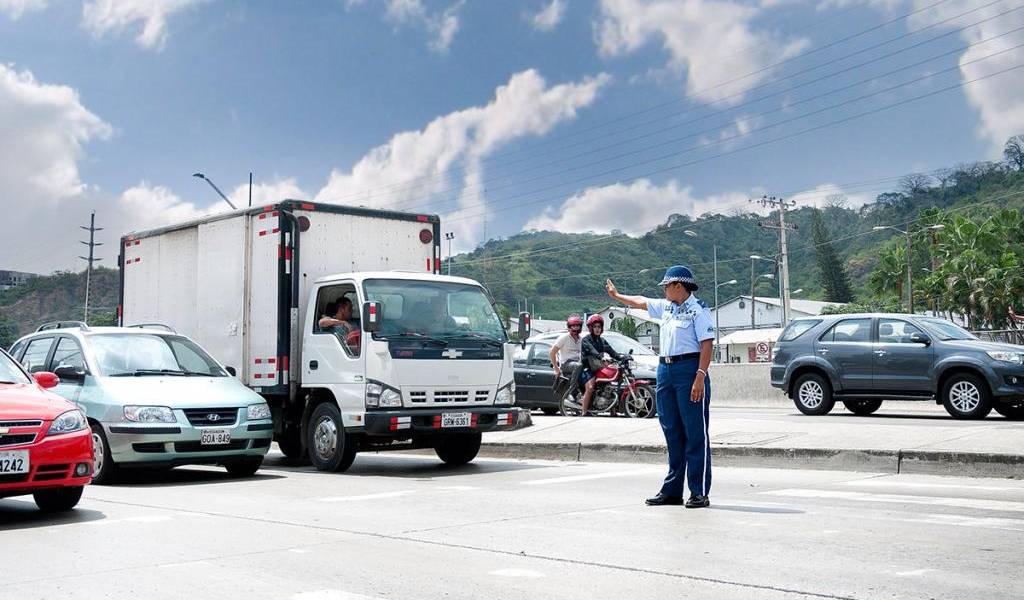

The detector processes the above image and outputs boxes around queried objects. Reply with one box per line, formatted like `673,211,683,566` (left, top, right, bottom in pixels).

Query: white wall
714,298,785,331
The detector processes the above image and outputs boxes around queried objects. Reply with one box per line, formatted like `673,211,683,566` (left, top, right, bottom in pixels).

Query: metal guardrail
970,329,1024,345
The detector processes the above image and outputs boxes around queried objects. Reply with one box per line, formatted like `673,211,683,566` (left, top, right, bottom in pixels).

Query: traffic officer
606,266,714,508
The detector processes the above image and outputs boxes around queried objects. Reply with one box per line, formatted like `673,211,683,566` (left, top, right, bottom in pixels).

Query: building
711,296,842,333
0,270,38,292
509,317,565,336
718,327,784,363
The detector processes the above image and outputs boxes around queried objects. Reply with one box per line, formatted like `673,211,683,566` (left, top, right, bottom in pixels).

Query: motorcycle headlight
495,382,515,406
123,405,176,423
987,351,1024,365
48,410,87,435
247,403,271,420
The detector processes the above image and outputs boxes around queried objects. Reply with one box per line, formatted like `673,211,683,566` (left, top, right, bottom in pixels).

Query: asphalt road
2,452,1021,600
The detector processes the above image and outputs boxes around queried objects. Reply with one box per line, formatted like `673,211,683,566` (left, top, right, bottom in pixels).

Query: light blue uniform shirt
647,295,715,357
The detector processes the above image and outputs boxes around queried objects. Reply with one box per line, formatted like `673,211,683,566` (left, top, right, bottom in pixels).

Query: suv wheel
842,399,883,416
993,400,1024,420
793,373,835,415
941,373,993,420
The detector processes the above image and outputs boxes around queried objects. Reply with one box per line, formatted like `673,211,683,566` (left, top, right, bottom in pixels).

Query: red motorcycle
557,352,656,418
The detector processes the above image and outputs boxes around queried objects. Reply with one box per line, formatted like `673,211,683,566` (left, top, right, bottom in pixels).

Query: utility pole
753,195,797,326
750,257,755,328
445,232,455,275
79,210,103,324
905,227,913,314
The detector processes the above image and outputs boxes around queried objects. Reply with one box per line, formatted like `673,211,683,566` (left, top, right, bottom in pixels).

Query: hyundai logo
206,413,221,422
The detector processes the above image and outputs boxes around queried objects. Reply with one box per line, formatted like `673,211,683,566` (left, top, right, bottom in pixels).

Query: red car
1,348,93,511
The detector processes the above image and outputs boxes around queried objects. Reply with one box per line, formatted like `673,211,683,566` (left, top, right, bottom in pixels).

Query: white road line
315,491,414,503
892,513,1024,532
489,568,545,578
521,467,662,486
762,489,1024,513
895,568,935,577
292,591,380,600
843,480,1024,492
82,515,174,526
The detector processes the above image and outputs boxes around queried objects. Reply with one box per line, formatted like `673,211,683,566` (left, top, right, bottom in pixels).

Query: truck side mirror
363,301,383,333
518,312,531,347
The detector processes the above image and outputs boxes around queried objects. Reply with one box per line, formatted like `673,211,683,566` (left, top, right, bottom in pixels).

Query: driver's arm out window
314,284,361,358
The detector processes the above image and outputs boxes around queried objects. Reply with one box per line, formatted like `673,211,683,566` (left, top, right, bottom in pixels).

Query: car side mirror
52,365,86,382
34,371,59,389
225,366,237,377
363,301,383,333
518,312,532,348
910,332,931,345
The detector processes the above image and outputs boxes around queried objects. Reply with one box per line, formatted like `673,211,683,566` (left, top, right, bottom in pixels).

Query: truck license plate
200,430,231,445
0,450,30,474
441,412,472,428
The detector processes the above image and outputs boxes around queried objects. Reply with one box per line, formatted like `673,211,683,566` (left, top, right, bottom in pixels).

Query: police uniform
645,266,715,505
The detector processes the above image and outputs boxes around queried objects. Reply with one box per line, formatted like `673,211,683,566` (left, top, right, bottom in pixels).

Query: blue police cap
658,265,699,291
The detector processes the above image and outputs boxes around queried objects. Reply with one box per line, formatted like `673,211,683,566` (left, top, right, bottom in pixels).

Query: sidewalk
487,403,1024,479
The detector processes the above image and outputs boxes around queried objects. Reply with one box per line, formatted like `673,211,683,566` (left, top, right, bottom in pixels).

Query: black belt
659,352,701,364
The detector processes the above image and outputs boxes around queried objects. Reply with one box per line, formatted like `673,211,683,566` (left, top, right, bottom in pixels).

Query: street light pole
445,232,455,275
715,278,737,362
750,256,756,328
192,173,238,210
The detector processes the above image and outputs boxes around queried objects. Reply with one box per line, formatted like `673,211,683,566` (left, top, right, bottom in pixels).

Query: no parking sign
755,341,771,362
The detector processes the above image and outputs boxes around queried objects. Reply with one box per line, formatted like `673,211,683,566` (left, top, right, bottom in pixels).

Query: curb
479,442,1024,479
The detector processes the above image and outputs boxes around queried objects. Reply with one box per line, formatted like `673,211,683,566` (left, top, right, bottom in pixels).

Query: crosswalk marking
844,479,1024,492
521,467,662,486
762,489,1024,513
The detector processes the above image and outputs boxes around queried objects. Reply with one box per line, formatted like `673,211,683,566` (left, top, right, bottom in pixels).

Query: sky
1,0,1022,273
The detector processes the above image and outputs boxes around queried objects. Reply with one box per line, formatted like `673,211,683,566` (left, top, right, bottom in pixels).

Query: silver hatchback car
9,323,273,482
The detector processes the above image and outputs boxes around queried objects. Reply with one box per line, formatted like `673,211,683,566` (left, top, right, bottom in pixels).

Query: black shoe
685,495,710,509
645,493,683,506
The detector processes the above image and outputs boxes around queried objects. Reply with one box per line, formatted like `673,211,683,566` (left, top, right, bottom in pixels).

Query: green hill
0,268,119,347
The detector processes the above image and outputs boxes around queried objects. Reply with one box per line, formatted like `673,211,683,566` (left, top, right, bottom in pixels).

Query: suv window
51,337,86,372
878,319,924,344
21,337,54,373
781,320,819,342
820,318,871,343
529,343,553,367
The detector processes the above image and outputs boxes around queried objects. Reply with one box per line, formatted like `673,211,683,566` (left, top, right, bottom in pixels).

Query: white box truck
118,200,531,471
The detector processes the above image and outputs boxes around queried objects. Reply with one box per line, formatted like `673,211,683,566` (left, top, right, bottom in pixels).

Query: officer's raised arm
606,279,648,310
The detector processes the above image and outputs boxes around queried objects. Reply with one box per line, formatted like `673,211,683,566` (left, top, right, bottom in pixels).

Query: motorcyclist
579,314,625,416
549,315,584,397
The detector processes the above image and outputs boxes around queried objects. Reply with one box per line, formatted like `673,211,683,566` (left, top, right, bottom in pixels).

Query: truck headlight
987,351,1024,365
48,410,87,435
495,382,515,406
366,381,402,408
247,403,271,420
123,405,176,423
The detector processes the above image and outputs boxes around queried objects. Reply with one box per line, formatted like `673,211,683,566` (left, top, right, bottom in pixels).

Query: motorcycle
555,351,656,418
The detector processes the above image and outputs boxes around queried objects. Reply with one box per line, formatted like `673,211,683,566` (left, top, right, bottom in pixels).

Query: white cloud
351,0,464,53
523,179,749,235
227,178,307,209
787,183,872,209
81,0,207,50
315,69,610,251
530,0,566,32
0,0,47,19
595,0,810,105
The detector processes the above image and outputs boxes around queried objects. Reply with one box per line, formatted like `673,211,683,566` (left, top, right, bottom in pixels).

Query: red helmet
586,314,604,328
566,314,583,327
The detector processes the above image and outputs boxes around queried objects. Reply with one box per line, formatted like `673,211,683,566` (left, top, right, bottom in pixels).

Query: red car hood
0,383,75,421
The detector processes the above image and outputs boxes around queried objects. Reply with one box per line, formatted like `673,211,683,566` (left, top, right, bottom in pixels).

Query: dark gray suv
771,313,1024,420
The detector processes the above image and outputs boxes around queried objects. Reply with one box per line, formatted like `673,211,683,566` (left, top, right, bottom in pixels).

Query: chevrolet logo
206,414,222,422
441,349,463,359
0,427,8,435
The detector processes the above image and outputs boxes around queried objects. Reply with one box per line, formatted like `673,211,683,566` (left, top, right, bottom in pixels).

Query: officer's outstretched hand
606,278,618,298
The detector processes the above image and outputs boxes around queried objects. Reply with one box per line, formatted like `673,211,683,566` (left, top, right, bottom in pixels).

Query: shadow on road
263,452,550,479
107,467,286,488
0,499,106,530
710,504,804,515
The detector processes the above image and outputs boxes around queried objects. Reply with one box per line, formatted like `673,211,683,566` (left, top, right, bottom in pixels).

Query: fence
970,329,1024,345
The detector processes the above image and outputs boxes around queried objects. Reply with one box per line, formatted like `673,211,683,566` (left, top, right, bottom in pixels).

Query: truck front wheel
307,403,357,472
435,433,482,466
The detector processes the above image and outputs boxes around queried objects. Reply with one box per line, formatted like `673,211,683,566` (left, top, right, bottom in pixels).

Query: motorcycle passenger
549,315,584,397
579,314,625,416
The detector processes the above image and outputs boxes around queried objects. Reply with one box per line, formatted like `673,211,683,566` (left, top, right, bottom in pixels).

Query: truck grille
0,433,36,447
183,408,238,427
406,389,491,404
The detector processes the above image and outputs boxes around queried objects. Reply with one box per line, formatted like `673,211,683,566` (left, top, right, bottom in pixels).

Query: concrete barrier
709,362,786,405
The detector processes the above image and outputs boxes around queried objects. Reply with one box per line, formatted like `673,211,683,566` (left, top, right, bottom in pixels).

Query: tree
899,173,933,196
0,316,18,349
810,208,854,302
869,242,906,302
610,314,638,339
1004,135,1024,172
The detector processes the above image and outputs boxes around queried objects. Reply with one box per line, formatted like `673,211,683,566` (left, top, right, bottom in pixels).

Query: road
2,451,1021,600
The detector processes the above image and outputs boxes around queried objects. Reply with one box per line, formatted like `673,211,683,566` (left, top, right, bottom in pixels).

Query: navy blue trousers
656,358,712,498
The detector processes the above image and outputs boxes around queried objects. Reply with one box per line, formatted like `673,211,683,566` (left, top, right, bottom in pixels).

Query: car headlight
123,405,176,423
366,382,402,408
247,403,271,420
48,410,87,435
379,388,402,408
495,382,515,406
987,351,1024,365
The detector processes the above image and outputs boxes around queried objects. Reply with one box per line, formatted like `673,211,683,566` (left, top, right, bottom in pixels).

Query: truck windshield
0,351,31,384
90,334,228,377
364,279,508,343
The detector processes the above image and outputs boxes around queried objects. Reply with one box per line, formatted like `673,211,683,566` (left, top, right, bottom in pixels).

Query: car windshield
364,279,508,343
90,334,227,377
0,352,31,384
918,318,977,341
603,333,656,356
